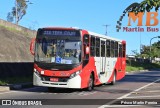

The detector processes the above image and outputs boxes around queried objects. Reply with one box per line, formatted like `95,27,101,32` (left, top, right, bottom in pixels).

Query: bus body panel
94,57,117,83
33,71,81,88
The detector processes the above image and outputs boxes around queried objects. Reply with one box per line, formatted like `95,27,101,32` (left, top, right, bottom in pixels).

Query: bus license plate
50,78,59,82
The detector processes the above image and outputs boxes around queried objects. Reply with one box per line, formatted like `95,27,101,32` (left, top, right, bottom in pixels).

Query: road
0,70,160,108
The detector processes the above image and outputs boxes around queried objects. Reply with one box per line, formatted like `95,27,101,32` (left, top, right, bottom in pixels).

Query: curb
126,69,149,74
126,68,160,74
0,86,10,92
0,82,33,92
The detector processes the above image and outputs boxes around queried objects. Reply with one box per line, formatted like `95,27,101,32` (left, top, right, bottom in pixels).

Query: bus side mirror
30,38,35,55
86,46,89,54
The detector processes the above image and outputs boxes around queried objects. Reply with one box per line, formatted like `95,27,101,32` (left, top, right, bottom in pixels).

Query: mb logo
116,2,160,32
128,12,159,26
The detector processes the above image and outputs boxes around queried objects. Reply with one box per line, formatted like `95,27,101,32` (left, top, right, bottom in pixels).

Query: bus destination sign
42,30,80,36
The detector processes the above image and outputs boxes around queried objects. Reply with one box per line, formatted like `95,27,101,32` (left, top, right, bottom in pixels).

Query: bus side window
83,34,89,59
111,41,115,57
82,34,90,67
83,35,89,44
115,42,118,57
101,41,105,57
90,36,95,56
119,44,122,57
122,44,126,57
96,38,100,57
106,40,110,57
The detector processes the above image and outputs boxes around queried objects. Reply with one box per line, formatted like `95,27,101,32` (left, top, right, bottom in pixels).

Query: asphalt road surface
0,70,160,108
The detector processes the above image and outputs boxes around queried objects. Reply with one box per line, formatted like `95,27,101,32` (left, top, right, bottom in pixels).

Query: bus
30,27,126,91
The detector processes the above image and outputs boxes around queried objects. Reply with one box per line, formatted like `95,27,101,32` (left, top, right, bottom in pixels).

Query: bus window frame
95,37,100,57
106,40,110,57
90,36,96,57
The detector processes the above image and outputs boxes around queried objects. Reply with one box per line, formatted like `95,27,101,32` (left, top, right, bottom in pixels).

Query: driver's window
83,34,89,59
83,34,89,67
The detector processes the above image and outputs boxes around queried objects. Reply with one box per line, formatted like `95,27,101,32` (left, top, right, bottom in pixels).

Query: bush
126,60,160,72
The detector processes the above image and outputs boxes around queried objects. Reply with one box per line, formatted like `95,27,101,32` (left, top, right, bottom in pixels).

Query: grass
126,65,143,72
0,24,21,33
0,24,32,36
126,60,160,72
0,76,32,86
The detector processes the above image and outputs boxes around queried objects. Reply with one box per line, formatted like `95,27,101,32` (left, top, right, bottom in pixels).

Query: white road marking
98,105,142,107
40,90,97,96
125,95,160,98
98,78,160,108
118,78,160,99
132,90,160,93
147,90,160,93
78,91,97,96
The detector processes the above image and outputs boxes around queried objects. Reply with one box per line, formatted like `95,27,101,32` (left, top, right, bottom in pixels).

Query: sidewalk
0,86,10,92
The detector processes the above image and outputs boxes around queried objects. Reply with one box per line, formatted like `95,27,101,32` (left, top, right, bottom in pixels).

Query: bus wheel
87,74,94,91
48,87,55,92
110,71,116,85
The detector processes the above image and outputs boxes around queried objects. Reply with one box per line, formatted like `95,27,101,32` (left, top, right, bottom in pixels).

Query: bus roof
40,27,78,31
88,31,122,42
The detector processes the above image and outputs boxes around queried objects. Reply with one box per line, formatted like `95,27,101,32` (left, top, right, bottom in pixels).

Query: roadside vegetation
0,24,31,36
0,24,21,33
126,60,160,72
127,39,160,72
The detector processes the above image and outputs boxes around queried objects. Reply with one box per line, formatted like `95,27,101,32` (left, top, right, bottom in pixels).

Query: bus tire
110,71,116,85
87,74,94,91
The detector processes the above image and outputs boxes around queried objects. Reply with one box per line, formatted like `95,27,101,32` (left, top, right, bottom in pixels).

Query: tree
7,12,14,22
7,0,28,24
140,42,160,58
129,0,160,13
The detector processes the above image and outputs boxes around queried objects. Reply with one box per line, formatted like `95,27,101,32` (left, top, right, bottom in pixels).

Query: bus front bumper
33,72,81,88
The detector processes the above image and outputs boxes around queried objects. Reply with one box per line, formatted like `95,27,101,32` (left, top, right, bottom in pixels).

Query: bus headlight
70,71,81,79
34,68,40,76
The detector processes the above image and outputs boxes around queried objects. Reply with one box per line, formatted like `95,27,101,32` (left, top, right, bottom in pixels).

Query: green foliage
7,12,14,22
0,24,32,37
126,65,144,72
129,0,160,13
141,41,160,58
126,60,160,72
7,0,28,24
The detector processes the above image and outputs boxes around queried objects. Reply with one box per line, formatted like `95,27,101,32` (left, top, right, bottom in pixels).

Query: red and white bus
30,27,126,91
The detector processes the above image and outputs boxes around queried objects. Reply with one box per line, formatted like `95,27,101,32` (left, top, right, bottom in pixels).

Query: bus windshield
35,38,81,64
